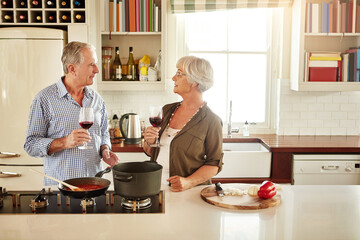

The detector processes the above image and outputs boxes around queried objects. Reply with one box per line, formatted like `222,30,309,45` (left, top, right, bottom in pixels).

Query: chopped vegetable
247,185,260,197
257,181,277,199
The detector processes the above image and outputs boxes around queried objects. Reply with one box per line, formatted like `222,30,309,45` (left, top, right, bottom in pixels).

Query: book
306,3,311,33
309,56,342,61
125,0,129,31
304,52,310,82
312,3,319,33
329,3,333,32
348,1,353,33
146,0,149,32
322,2,329,33
122,0,126,32
109,0,114,32
309,67,338,81
310,51,341,58
346,49,358,81
136,0,140,32
342,53,349,82
129,0,136,32
149,0,153,32
116,0,120,32
341,2,346,33
309,60,339,67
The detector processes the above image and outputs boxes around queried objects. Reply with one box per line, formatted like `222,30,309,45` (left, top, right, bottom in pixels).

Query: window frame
174,8,284,134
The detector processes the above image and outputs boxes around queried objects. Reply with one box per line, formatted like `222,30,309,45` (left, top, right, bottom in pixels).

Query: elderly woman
143,56,223,192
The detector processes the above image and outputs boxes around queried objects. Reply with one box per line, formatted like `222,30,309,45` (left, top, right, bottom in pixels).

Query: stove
0,187,164,214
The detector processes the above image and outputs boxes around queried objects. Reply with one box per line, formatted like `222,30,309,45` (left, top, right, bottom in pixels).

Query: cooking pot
112,161,162,199
119,113,141,144
58,167,111,199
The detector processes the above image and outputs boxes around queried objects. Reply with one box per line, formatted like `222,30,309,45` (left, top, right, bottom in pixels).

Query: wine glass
78,107,94,149
149,106,163,147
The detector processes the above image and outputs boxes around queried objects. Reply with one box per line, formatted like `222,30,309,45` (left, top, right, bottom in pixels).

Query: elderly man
25,41,118,185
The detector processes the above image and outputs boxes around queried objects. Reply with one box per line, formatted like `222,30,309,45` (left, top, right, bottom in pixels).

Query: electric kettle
119,113,142,144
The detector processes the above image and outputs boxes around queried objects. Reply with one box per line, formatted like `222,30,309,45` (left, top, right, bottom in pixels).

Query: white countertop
1,184,360,240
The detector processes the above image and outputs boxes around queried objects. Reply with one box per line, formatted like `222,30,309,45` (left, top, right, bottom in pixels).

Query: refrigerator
0,27,67,190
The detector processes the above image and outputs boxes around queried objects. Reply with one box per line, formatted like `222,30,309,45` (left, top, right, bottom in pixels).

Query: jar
102,55,111,81
102,46,112,56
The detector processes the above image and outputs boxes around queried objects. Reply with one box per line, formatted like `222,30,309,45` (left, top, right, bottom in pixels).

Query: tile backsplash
277,79,360,135
99,78,360,136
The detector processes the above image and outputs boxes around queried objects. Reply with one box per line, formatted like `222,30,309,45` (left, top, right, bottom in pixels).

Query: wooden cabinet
290,0,360,91
96,0,166,91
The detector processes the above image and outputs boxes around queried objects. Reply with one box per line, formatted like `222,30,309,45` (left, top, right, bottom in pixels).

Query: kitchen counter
112,135,360,153
1,184,360,240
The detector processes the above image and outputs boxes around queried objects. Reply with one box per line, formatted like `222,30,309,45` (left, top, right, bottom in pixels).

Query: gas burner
29,188,48,209
81,198,96,207
121,197,152,210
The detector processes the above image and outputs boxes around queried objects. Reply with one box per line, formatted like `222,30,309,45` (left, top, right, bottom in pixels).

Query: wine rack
0,0,86,24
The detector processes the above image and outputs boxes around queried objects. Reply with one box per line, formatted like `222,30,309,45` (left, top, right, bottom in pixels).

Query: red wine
79,121,93,129
149,117,162,127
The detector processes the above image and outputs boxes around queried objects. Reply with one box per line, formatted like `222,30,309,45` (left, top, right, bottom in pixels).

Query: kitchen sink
223,142,269,152
214,140,272,178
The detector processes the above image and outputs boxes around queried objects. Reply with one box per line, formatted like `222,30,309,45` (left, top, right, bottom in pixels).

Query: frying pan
58,167,111,199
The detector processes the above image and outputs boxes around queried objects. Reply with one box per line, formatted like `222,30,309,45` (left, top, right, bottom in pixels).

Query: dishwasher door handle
321,165,340,171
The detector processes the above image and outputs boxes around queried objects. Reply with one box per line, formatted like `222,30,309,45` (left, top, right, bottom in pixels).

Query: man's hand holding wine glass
64,128,92,149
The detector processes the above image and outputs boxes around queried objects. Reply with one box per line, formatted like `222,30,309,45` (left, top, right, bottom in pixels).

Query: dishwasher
292,154,360,185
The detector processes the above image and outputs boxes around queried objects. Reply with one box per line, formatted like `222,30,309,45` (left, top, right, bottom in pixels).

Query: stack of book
100,0,161,33
305,52,342,82
305,0,360,33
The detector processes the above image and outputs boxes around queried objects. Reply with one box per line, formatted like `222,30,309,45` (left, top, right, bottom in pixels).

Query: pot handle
114,173,133,182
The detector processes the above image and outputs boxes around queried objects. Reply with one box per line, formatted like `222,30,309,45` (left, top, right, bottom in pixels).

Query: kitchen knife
215,182,224,197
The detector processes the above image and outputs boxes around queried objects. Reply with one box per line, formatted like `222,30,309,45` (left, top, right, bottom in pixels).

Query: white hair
176,56,214,92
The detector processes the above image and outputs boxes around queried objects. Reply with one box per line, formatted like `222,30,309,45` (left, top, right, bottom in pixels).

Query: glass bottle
243,121,249,137
102,56,111,81
127,46,135,80
112,47,122,81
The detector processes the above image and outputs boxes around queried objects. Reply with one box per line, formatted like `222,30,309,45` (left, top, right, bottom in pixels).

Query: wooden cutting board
200,183,281,210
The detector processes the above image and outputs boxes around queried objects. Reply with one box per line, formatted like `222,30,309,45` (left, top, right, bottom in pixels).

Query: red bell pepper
257,181,277,199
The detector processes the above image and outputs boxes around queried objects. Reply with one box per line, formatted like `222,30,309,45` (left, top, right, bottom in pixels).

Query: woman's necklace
165,101,205,137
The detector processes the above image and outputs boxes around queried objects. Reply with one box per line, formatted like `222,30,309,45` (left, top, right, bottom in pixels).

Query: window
176,8,284,132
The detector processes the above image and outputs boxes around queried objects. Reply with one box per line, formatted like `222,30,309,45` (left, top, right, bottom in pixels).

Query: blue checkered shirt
24,78,111,185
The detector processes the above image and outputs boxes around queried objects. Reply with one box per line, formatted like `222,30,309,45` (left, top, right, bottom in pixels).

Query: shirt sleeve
204,115,224,172
24,96,54,158
99,101,111,150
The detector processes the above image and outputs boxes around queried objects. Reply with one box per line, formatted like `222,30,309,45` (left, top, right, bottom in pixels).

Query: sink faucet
228,100,232,138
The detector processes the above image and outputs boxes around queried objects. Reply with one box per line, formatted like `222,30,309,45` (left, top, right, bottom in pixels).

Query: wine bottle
60,0,69,8
1,0,12,8
31,0,41,8
74,0,81,7
112,47,122,81
127,47,135,80
19,1,27,8
47,13,56,22
18,13,28,22
3,14,13,22
60,13,70,22
46,0,55,7
75,13,85,22
35,15,42,22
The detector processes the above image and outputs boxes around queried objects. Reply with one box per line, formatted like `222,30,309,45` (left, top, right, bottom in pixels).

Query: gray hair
61,41,96,74
176,56,214,92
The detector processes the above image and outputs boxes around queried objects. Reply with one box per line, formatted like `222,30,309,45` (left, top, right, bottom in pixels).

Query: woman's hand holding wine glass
148,106,163,147
78,107,94,149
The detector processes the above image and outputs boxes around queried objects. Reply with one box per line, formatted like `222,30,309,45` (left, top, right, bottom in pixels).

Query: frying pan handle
114,173,133,182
